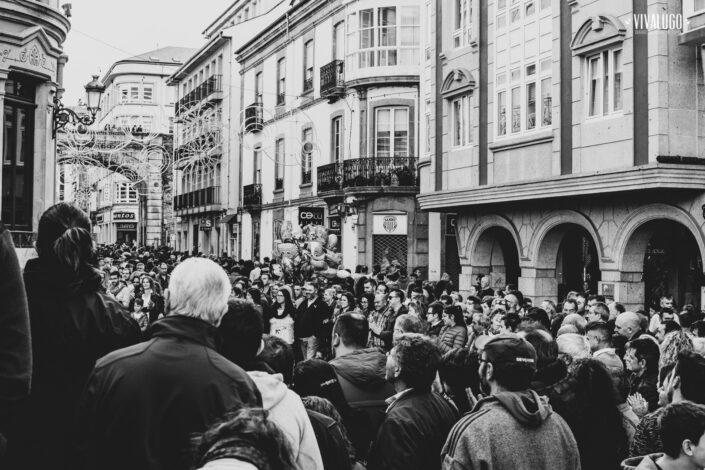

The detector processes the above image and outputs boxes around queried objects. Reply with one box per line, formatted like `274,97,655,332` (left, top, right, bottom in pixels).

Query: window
115,182,138,203
376,107,409,158
348,7,420,70
453,0,472,48
334,22,345,60
332,117,342,164
586,48,623,118
168,117,174,134
130,86,139,102
451,95,471,147
276,58,286,106
274,138,284,190
495,0,552,137
120,86,129,102
255,72,263,103
301,128,313,184
303,40,314,93
254,146,262,184
143,85,153,103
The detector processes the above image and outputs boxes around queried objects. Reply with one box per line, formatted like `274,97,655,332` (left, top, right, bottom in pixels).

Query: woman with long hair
337,292,356,317
437,305,469,354
5,203,140,469
270,287,296,345
357,293,375,317
137,275,164,324
571,358,629,470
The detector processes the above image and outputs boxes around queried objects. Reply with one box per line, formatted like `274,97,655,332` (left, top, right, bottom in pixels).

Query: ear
485,362,495,382
332,332,341,348
683,439,695,457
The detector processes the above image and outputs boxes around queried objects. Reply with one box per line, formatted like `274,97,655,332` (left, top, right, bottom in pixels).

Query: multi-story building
169,0,286,256
91,172,140,245
0,0,71,263
238,0,426,270
419,0,705,310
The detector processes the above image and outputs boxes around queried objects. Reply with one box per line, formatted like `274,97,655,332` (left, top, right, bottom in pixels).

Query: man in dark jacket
367,334,459,470
296,281,331,359
330,313,396,459
73,258,261,470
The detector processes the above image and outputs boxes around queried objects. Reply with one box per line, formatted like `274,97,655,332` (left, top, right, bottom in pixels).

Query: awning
218,213,238,225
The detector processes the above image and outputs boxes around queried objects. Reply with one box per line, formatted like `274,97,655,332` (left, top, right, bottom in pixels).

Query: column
598,269,645,312
518,267,559,305
0,70,7,217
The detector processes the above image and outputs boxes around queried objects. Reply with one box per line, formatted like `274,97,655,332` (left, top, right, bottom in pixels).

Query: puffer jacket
330,347,396,459
437,325,468,353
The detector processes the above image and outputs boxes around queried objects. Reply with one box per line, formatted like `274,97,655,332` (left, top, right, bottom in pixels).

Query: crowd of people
3,202,705,469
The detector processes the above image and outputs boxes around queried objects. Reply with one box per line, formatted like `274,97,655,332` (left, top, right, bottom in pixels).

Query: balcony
244,103,263,133
175,74,223,116
243,183,262,210
320,60,345,101
276,92,286,107
173,186,221,213
274,177,284,191
303,77,314,94
301,170,312,185
316,155,419,195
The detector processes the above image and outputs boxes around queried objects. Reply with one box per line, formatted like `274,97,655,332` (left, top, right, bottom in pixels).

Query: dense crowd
3,202,705,470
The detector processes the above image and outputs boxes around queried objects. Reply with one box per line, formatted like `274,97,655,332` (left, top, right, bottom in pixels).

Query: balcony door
253,147,262,184
375,107,409,159
334,22,345,60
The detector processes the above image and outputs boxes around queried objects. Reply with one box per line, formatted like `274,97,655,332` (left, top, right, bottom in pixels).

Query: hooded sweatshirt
247,371,324,470
441,389,581,470
329,348,396,458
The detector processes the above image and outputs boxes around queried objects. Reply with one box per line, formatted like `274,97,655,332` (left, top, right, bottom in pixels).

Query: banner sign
298,207,324,227
116,223,136,230
114,212,135,220
373,214,408,235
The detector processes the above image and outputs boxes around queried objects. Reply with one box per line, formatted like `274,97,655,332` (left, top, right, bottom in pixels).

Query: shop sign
373,214,408,235
329,216,341,235
298,207,324,227
116,223,136,230
200,219,213,231
96,214,104,224
114,212,136,220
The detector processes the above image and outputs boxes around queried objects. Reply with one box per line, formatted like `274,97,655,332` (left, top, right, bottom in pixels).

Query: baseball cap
482,334,537,371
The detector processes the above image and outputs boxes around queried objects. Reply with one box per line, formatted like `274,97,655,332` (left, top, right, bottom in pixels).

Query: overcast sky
62,0,234,105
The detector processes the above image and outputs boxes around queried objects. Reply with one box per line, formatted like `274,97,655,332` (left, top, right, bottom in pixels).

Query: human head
442,305,464,327
525,307,550,331
109,270,119,286
670,350,705,404
659,402,705,465
585,321,612,353
439,348,481,409
615,311,642,339
363,278,377,295
504,294,520,313
386,334,442,391
192,408,295,470
291,359,350,419
167,258,231,326
624,337,660,375
258,335,295,385
660,295,675,310
393,313,427,344
303,282,317,300
218,299,264,367
540,299,557,319
374,293,388,313
480,335,537,392
562,299,578,315
562,313,587,335
293,284,302,299
141,275,154,291
662,307,676,323
557,333,591,363
587,302,610,323
388,289,405,309
426,301,444,324
332,313,368,352
36,203,100,280
575,293,587,313
359,293,374,312
518,328,557,370
501,312,521,333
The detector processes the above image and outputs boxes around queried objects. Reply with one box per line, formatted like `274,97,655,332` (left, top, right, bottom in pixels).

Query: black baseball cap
482,334,537,371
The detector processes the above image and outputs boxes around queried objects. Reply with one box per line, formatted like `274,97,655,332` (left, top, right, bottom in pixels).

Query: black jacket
307,409,353,470
3,256,141,469
367,389,460,470
73,315,262,470
295,296,330,338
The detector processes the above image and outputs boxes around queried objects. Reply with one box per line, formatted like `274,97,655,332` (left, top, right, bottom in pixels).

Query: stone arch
441,68,476,98
528,210,605,269
614,203,705,274
464,214,524,262
571,14,626,56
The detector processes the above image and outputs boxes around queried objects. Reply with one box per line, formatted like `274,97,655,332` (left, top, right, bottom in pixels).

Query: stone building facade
419,0,705,311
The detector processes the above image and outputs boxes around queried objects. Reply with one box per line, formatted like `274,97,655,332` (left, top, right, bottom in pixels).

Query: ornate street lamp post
52,75,106,138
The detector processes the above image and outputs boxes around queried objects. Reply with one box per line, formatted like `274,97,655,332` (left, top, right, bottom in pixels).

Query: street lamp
53,74,106,138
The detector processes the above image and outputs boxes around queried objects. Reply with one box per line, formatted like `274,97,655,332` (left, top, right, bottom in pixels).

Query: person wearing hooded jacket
441,335,580,470
218,299,324,470
329,313,396,459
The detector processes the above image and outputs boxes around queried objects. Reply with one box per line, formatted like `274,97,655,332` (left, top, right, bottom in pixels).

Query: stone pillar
145,148,163,246
599,269,645,312
458,264,491,298
519,267,559,305
0,70,7,217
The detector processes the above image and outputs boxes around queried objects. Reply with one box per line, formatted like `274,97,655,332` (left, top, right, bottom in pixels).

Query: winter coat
441,390,581,470
621,454,664,470
247,371,323,470
329,348,396,458
368,389,460,470
73,315,262,470
295,296,330,338
630,408,664,458
3,256,141,469
307,409,353,470
437,325,468,353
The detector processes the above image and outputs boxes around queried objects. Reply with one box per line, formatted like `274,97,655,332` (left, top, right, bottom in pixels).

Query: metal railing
243,183,262,208
173,186,221,210
244,103,263,133
175,75,222,115
316,154,419,192
320,60,345,97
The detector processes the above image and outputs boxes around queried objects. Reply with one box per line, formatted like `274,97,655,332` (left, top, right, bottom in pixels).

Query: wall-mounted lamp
52,75,105,138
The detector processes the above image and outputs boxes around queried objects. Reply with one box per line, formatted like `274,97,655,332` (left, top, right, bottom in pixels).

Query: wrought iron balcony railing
173,186,221,211
276,92,286,107
243,183,262,209
244,103,263,133
316,154,419,193
320,60,345,100
175,75,223,115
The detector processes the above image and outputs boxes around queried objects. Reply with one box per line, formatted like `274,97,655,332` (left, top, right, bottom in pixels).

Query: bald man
614,311,644,362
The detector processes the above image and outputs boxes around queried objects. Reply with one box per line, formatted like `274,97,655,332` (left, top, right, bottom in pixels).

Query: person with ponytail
3,203,141,470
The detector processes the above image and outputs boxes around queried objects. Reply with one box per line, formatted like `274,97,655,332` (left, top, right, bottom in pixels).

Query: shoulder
94,338,155,369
